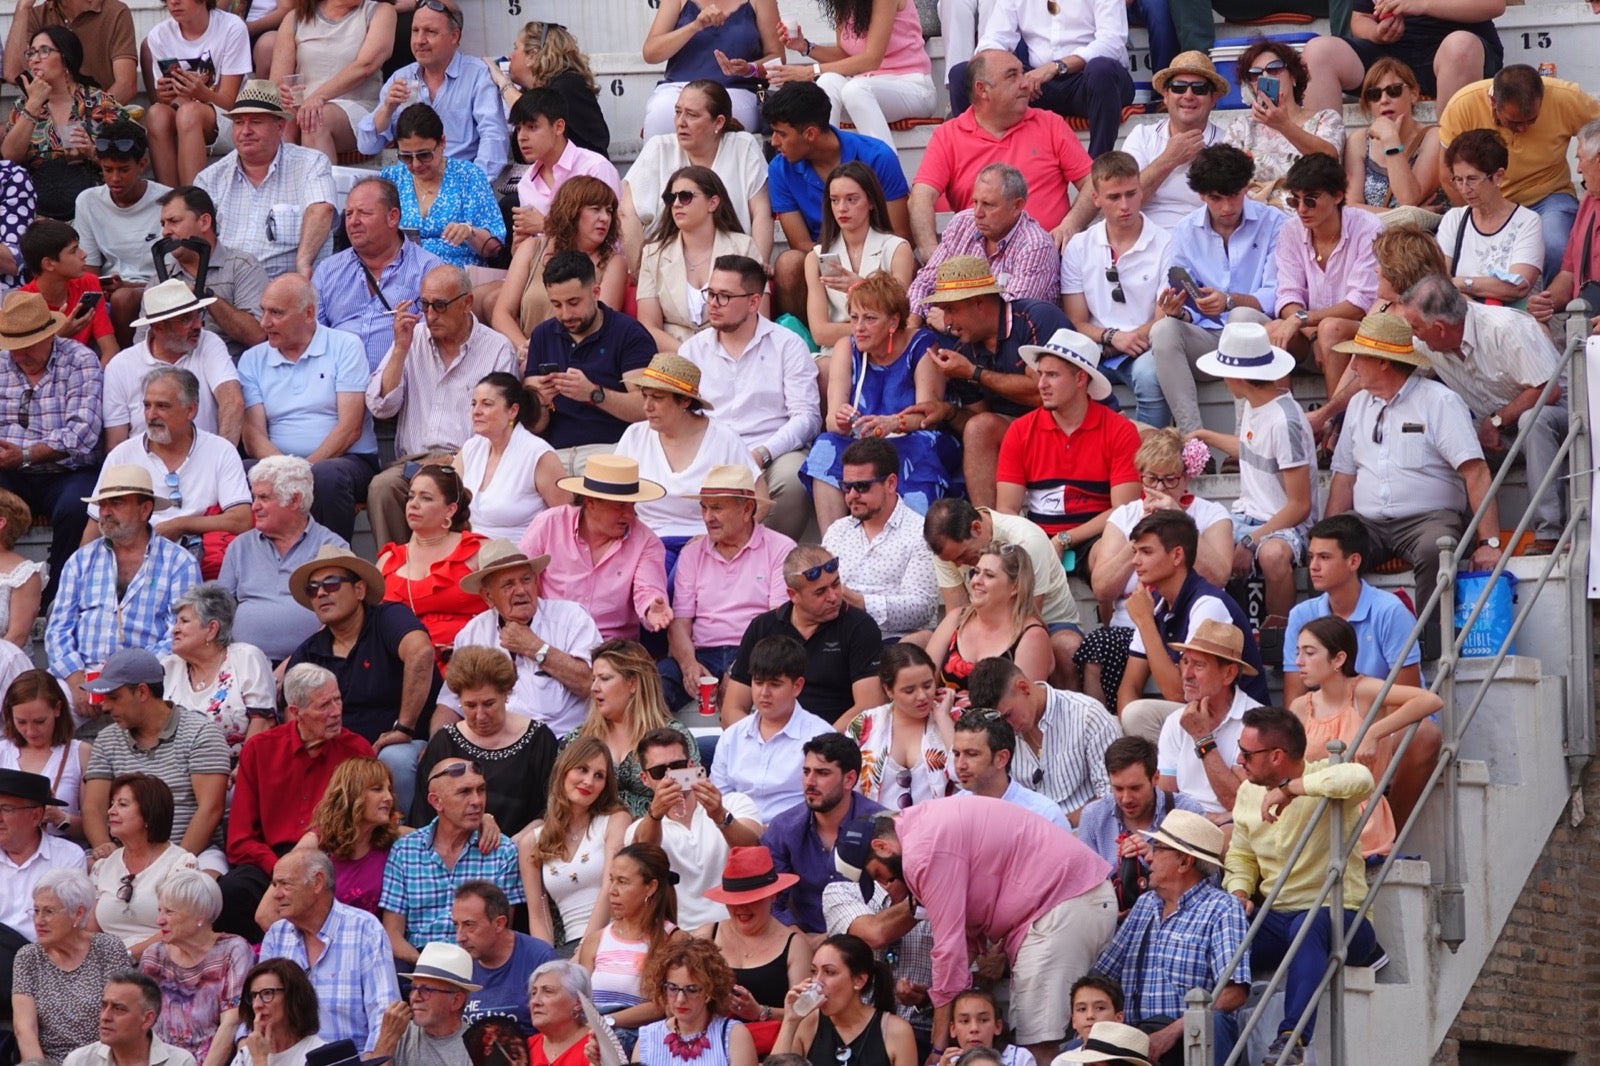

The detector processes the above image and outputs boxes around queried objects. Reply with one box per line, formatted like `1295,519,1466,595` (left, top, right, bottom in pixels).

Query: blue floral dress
801,327,962,511
380,156,507,267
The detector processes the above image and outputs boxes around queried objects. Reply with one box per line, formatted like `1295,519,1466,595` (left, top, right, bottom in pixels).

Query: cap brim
1194,346,1296,382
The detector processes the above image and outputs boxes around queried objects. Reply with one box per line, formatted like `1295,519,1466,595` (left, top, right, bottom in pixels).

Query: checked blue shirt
261,899,399,1051
46,531,200,677
1093,879,1251,1022
380,819,524,948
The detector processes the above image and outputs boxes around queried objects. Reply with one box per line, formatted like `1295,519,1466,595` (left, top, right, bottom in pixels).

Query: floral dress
848,703,951,809
380,157,507,268
1224,108,1345,212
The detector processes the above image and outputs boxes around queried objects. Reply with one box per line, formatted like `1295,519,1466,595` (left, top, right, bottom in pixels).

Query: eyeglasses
248,987,284,1004
1141,472,1184,490
1283,193,1321,211
1167,80,1213,96
165,472,182,508
643,757,691,781
418,292,469,314
416,0,464,28
428,760,482,782
703,288,759,306
663,189,699,206
18,385,36,431
1450,173,1488,189
1105,264,1125,303
840,476,888,495
0,803,42,816
303,574,357,598
662,982,704,999
409,984,458,999
1363,83,1407,102
31,905,64,920
117,873,135,904
397,147,438,165
1243,61,1287,80
800,557,840,582
24,46,60,59
1372,404,1388,445
94,137,141,153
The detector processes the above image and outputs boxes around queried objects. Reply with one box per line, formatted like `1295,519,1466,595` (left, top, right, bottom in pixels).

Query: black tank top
808,1010,891,1066
716,926,797,1008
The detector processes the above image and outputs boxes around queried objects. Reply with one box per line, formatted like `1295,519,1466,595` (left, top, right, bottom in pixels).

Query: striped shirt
83,707,231,850
45,533,201,676
261,900,399,1051
194,143,336,278
1007,683,1122,816
379,819,524,948
1092,879,1251,1022
822,880,934,1028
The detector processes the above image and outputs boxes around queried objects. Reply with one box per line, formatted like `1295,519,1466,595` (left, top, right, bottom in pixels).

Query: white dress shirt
821,498,941,639
365,318,519,456
977,0,1128,69
679,316,823,458
1122,120,1224,229
710,706,836,823
442,602,602,735
1415,303,1562,419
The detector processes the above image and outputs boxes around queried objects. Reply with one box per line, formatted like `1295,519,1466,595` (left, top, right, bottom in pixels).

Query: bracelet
1383,144,1404,156
801,38,814,56
1103,327,1118,348
1194,738,1218,760
22,108,44,123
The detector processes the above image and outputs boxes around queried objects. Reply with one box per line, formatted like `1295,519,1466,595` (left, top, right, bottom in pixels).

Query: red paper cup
86,663,104,706
698,676,718,716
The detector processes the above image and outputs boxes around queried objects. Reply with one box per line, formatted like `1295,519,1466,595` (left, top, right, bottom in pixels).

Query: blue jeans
1103,354,1170,427
1250,907,1378,1042
1528,191,1579,285
1127,0,1179,75
378,738,427,822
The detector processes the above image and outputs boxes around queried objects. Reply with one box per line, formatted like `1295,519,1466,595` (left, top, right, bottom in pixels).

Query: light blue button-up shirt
1170,197,1286,329
356,51,509,180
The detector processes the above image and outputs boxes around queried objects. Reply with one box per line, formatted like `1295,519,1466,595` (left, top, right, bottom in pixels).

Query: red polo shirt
226,722,375,873
996,401,1140,535
913,108,1093,231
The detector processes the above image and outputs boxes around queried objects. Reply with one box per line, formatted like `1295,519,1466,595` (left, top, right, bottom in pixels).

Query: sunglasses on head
644,758,692,781
663,189,699,206
1167,80,1213,96
94,137,140,153
801,557,840,582
1284,193,1322,211
428,760,482,782
1363,83,1407,102
417,0,463,28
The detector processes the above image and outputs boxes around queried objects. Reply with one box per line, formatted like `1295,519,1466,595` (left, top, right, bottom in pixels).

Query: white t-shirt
1104,495,1230,628
74,182,172,283
103,331,240,437
624,131,768,236
143,11,253,89
623,791,760,929
615,418,762,539
1435,204,1544,282
1121,120,1223,230
93,430,252,526
1235,391,1318,527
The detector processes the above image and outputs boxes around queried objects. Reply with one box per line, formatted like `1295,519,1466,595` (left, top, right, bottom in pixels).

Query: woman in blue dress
379,103,506,268
802,271,962,528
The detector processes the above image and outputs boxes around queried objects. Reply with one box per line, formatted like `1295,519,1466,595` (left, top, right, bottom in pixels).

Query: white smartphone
819,252,844,276
667,766,705,791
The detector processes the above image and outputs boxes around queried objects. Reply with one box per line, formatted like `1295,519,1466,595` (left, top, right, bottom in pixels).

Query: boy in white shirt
709,635,833,823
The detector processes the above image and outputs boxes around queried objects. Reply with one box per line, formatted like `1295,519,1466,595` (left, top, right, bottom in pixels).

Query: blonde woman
925,544,1051,692
490,21,610,156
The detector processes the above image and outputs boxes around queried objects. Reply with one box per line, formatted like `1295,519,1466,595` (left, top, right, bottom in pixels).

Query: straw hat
702,846,800,905
1152,50,1229,96
1051,1022,1153,1064
1018,327,1113,401
1331,311,1430,368
685,465,758,501
131,278,216,328
0,291,67,349
625,352,714,409
399,942,483,993
289,545,385,609
1195,321,1296,382
226,79,288,117
1142,808,1227,866
556,455,666,503
82,465,175,511
921,256,1006,305
458,538,551,596
1169,618,1258,676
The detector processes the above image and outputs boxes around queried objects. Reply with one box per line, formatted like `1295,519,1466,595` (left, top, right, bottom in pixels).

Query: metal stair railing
1181,306,1595,1066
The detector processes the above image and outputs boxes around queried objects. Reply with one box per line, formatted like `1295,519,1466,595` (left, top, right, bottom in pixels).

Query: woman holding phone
1223,39,1342,212
803,163,914,350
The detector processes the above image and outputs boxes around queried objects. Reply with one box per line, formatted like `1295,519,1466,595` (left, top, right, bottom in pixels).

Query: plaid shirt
1,336,102,470
46,533,200,676
261,900,399,1051
379,819,525,948
907,208,1061,314
1092,879,1250,1022
194,142,336,278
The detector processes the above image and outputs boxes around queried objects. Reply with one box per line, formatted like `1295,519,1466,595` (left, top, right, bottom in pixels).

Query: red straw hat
702,846,799,905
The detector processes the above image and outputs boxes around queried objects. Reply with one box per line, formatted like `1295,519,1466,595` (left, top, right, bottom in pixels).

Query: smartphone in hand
1168,266,1204,305
1258,76,1280,105
76,291,104,315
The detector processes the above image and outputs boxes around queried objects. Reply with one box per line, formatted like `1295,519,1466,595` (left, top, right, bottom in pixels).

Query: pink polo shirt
674,524,796,648
516,140,623,218
519,504,668,642
913,108,1092,231
898,795,1112,1007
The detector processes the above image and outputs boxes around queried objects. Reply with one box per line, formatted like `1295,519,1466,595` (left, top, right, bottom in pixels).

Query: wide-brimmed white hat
132,278,216,328
1018,328,1113,401
1141,808,1227,866
556,455,666,503
399,942,482,993
1051,1022,1153,1064
1196,321,1296,382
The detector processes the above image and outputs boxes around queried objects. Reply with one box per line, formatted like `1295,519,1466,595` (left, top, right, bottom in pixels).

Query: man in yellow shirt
1439,64,1600,284
1224,706,1385,1066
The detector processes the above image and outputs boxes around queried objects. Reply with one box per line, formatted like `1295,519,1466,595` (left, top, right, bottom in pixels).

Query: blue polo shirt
312,241,446,370
768,127,911,240
526,304,656,450
761,790,887,934
1283,580,1423,679
239,324,379,457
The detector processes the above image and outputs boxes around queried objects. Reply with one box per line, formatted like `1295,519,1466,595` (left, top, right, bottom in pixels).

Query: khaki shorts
1009,880,1118,1046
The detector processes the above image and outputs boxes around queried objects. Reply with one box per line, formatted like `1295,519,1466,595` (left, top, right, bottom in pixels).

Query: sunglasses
397,147,437,164
117,873,135,904
840,476,887,495
1244,61,1287,80
304,574,357,598
800,557,840,582
418,292,468,314
417,0,464,28
165,471,182,507
663,189,699,206
644,758,692,781
428,760,482,781
1167,80,1213,96
1363,83,1407,102
1105,264,1125,303
94,137,141,153
18,385,35,430
895,767,913,810
1283,193,1322,211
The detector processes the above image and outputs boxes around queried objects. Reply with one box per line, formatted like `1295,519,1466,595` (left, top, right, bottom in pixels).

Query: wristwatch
720,809,736,828
534,642,550,665
1464,277,1476,292
589,386,606,405
1055,59,1069,78
1240,533,1256,550
1224,294,1236,313
1293,309,1310,325
1479,536,1502,550
1490,412,1504,429
391,719,418,739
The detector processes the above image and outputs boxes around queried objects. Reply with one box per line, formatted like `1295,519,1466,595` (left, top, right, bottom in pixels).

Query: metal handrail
1184,310,1594,1066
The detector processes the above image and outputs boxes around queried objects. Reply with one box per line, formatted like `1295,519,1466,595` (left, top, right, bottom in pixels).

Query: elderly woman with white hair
527,959,596,1066
13,867,135,1062
138,868,254,1061
162,583,276,762
217,455,351,664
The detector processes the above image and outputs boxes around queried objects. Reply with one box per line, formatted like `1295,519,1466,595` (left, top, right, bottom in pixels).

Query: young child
1066,975,1126,1050
938,988,1031,1066
1193,320,1317,653
708,634,833,822
18,217,118,363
